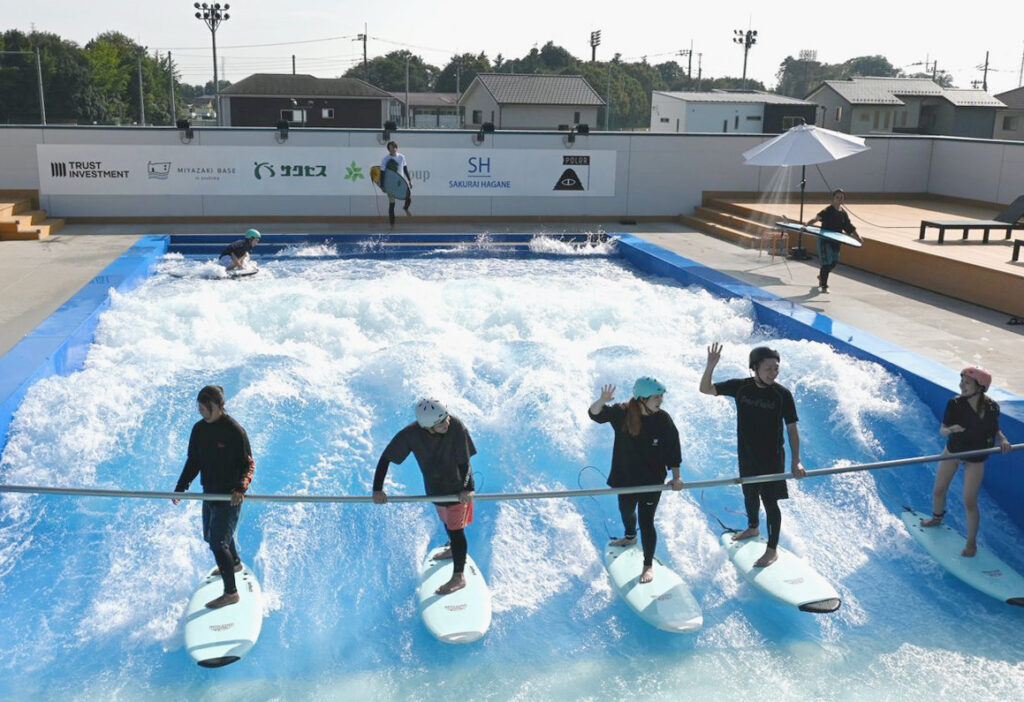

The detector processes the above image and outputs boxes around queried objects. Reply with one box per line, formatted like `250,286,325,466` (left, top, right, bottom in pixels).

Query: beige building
459,73,604,130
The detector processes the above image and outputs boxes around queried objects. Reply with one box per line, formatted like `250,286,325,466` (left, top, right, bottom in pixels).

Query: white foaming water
0,246,1021,700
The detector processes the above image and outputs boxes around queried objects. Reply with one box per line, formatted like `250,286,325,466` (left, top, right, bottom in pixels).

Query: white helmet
415,398,448,428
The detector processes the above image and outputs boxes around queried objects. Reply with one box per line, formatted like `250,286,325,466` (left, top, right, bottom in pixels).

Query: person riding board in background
219,229,261,271
805,189,862,293
700,343,805,568
173,385,255,608
589,377,684,584
380,141,413,226
920,367,1012,557
372,398,476,595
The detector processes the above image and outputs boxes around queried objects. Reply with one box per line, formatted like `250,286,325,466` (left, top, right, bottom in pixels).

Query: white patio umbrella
742,123,870,256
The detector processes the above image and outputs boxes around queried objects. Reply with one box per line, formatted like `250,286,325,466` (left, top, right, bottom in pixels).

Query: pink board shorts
435,501,474,530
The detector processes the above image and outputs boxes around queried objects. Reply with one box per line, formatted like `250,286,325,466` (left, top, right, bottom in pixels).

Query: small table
919,219,1016,244
1013,239,1024,262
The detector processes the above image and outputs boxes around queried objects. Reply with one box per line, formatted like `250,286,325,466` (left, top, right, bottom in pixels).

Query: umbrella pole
790,165,809,260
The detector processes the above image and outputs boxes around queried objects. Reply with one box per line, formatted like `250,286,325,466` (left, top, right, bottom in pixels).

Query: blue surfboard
776,221,862,248
381,169,410,200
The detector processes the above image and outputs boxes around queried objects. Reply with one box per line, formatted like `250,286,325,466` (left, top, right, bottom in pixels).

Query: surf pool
0,234,1021,701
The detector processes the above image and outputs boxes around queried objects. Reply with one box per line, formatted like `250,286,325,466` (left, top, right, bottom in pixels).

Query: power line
151,34,359,51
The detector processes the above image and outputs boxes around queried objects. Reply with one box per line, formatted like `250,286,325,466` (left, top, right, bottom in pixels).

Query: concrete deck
1,218,1022,397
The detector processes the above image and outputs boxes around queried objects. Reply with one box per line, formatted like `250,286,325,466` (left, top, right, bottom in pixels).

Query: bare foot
920,515,944,527
431,547,453,561
609,536,637,547
205,591,240,608
435,573,466,595
639,565,654,584
753,548,777,568
731,527,759,542
961,543,977,558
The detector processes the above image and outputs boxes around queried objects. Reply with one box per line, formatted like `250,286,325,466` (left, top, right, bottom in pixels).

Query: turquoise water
1,242,1021,701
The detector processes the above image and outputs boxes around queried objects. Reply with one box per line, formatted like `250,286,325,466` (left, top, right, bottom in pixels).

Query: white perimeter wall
1,126,1022,218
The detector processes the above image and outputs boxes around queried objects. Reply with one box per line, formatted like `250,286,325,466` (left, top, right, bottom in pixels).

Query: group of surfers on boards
172,344,1012,608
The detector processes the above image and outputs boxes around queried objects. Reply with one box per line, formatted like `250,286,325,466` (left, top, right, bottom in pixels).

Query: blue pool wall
615,234,1024,530
0,233,1020,531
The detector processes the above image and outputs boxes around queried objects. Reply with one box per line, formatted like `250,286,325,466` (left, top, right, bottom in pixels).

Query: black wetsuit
589,404,682,567
175,414,255,594
374,417,476,574
814,205,856,287
220,238,255,259
381,155,412,225
714,378,798,549
944,396,1002,461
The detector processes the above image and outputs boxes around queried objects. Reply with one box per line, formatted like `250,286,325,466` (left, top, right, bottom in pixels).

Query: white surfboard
417,545,492,644
183,564,264,667
227,265,258,278
901,508,1024,607
720,533,841,613
604,543,703,632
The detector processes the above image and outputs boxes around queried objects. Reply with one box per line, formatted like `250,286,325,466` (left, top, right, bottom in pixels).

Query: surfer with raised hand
920,367,1012,557
700,343,805,568
218,228,261,272
589,378,684,584
380,140,413,227
805,188,861,292
173,385,255,608
373,398,476,595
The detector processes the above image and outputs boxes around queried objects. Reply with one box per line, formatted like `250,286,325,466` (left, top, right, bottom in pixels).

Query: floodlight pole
194,3,230,126
733,29,758,88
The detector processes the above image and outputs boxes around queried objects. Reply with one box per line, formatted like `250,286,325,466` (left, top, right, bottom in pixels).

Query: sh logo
467,156,491,177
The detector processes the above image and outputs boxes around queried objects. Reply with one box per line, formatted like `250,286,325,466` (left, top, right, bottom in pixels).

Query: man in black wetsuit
700,343,805,567
174,385,255,608
372,398,476,595
218,229,261,271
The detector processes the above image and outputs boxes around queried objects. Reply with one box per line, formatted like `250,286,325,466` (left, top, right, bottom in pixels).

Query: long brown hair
622,398,644,438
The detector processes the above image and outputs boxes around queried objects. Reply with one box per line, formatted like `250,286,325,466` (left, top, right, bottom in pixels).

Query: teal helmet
245,228,262,240
632,376,667,399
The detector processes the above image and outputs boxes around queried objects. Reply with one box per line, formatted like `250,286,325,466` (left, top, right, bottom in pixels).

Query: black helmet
749,346,780,370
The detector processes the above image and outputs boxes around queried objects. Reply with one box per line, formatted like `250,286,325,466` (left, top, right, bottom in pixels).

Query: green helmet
245,228,262,240
632,376,667,399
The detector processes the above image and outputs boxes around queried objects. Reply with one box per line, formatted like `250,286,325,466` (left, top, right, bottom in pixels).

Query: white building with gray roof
650,90,818,134
458,73,605,130
806,77,1006,138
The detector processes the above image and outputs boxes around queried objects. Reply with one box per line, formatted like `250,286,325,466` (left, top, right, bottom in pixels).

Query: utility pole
355,25,367,79
137,51,145,126
590,30,601,63
982,51,989,91
405,53,410,128
605,65,612,130
677,46,693,80
292,55,296,74
733,28,758,88
168,52,176,122
697,53,703,89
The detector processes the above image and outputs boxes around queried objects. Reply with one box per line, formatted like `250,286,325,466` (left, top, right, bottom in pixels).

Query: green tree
344,50,438,92
0,30,101,124
435,52,491,93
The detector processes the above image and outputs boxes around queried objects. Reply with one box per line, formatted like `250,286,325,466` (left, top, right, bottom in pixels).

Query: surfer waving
589,378,684,584
700,343,805,568
373,398,476,595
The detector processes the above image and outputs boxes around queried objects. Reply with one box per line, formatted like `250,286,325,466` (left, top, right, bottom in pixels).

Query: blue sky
6,1,1023,95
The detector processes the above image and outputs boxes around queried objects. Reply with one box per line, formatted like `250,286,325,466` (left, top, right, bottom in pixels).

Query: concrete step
679,213,761,248
0,199,31,217
693,206,777,236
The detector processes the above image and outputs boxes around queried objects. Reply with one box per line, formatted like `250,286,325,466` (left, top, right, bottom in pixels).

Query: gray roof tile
654,90,813,105
470,73,605,106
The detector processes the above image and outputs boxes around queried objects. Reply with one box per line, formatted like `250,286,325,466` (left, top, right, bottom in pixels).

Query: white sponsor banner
37,145,616,197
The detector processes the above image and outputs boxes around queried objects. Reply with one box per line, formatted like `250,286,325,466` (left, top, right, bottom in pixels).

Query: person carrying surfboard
173,385,256,608
380,141,413,226
805,189,861,292
589,378,684,584
218,229,261,272
700,343,806,568
920,367,1012,557
372,398,476,595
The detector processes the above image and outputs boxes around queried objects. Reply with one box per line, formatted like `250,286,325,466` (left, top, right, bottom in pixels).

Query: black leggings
445,527,468,575
387,195,412,225
818,262,837,286
618,491,662,567
744,490,782,550
212,540,241,594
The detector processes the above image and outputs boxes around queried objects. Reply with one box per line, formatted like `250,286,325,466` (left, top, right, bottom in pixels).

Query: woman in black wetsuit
805,189,862,292
589,377,683,584
920,367,1012,557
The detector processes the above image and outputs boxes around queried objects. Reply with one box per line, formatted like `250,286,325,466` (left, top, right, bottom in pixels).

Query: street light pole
733,28,758,88
1,50,46,124
193,3,230,125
